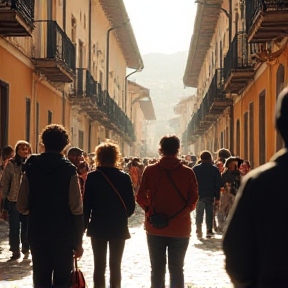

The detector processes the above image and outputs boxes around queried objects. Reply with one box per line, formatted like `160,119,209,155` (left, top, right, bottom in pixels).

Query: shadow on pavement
194,237,223,252
128,204,145,228
0,258,32,281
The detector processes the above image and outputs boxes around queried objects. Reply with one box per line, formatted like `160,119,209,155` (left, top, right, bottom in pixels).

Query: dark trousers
91,237,125,288
7,200,29,252
30,242,73,288
147,234,189,288
196,200,213,231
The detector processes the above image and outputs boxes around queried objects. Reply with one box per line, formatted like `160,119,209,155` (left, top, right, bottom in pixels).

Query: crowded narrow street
0,205,232,288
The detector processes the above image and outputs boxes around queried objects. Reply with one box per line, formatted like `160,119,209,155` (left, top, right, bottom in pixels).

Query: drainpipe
88,0,91,71
229,0,232,44
106,20,130,94
125,68,142,115
63,0,66,32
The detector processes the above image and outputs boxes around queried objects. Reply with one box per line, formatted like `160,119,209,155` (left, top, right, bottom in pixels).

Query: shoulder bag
148,166,188,229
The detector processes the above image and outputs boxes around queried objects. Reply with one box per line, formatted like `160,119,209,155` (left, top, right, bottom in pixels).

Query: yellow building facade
0,0,143,156
184,0,288,168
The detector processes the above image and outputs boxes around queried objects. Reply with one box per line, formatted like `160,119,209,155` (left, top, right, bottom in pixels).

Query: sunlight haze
123,0,197,55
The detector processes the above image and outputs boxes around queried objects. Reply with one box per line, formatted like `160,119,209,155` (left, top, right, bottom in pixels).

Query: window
71,15,76,44
26,98,31,142
249,102,254,167
79,130,84,149
259,90,266,165
36,102,39,152
48,110,52,124
0,80,9,147
236,119,240,156
244,112,248,160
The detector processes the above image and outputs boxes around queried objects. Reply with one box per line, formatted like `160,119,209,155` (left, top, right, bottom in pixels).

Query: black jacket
223,148,288,288
18,153,83,246
83,166,135,240
192,162,221,201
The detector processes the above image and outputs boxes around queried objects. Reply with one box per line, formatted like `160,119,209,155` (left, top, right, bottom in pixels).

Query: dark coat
21,153,83,246
192,162,221,201
223,148,288,288
83,166,135,240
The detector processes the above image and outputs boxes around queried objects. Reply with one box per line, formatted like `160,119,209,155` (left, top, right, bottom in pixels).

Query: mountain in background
129,51,196,122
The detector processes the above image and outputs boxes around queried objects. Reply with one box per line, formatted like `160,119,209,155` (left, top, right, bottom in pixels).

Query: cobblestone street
0,206,232,288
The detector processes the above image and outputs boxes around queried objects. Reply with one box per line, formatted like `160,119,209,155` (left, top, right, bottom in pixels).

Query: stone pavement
0,206,232,288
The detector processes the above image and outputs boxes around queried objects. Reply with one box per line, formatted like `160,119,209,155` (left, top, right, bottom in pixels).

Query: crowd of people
0,88,287,288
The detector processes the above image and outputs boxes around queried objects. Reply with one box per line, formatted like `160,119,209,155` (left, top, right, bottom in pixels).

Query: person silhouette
223,87,288,288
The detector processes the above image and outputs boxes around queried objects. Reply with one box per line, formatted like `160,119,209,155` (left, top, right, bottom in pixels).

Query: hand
74,245,84,259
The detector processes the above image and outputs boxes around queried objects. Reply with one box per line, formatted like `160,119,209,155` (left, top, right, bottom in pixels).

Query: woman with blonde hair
1,140,32,260
83,142,135,288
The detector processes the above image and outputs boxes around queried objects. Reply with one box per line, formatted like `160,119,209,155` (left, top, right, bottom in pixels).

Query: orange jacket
136,156,198,237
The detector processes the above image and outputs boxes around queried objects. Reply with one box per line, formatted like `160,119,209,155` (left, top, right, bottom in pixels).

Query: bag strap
161,167,188,204
97,169,128,213
151,165,188,220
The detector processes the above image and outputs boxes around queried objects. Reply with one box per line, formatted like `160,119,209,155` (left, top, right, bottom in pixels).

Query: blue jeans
6,200,29,252
196,200,213,230
147,234,189,288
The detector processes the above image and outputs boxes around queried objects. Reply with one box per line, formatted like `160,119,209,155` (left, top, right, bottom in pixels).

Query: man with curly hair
17,124,84,288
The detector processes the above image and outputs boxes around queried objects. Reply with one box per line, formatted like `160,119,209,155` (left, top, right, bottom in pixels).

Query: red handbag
70,258,86,288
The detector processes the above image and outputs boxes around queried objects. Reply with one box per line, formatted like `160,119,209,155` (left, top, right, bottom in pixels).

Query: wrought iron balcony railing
0,0,35,36
246,0,288,42
75,69,97,97
224,33,255,93
33,20,76,82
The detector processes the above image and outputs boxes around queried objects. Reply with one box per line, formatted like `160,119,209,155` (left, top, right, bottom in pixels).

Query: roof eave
183,1,223,88
99,0,144,70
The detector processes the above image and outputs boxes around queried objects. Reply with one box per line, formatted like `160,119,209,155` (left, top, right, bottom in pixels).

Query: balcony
202,69,232,121
69,69,97,108
224,33,255,94
78,88,135,143
32,20,75,83
0,0,34,36
246,0,288,43
187,109,209,142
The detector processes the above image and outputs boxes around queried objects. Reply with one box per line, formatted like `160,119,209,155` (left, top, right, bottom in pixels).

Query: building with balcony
174,95,196,155
128,81,156,157
0,0,144,157
183,0,287,167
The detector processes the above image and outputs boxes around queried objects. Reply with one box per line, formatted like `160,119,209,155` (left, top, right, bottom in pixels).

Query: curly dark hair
41,124,70,153
95,142,120,166
158,135,180,156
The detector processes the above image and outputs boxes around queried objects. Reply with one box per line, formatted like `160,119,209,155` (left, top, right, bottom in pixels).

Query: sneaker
10,251,21,260
206,230,214,238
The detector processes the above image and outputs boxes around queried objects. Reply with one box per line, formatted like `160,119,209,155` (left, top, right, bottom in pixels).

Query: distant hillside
129,51,196,122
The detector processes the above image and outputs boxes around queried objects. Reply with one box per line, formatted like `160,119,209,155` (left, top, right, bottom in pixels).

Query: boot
196,224,202,239
10,250,20,260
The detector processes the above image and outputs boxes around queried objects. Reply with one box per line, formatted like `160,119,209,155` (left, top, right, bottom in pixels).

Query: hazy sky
123,0,197,55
